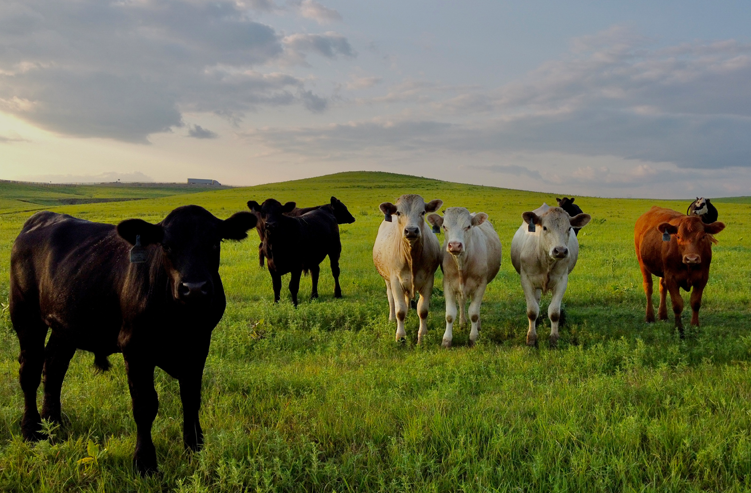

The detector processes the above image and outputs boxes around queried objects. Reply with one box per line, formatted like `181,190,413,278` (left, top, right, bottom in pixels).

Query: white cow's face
428,207,487,256
380,194,442,244
522,207,591,259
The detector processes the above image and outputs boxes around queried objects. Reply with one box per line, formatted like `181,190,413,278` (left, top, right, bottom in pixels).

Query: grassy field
1,171,750,492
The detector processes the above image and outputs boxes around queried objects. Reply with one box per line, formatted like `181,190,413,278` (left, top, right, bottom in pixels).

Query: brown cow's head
427,207,487,257
380,194,442,245
522,207,590,259
657,216,725,265
117,205,257,304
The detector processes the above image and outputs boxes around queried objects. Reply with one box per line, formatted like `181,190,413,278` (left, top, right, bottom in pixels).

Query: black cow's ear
569,213,590,229
247,201,261,212
117,219,163,246
222,212,258,240
330,196,339,205
569,198,575,204
282,202,296,213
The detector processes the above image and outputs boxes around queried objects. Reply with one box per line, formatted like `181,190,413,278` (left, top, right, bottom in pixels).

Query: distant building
187,178,221,186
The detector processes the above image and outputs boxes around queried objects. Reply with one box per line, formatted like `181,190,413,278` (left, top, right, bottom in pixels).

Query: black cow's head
330,196,356,224
247,199,295,231
117,205,257,303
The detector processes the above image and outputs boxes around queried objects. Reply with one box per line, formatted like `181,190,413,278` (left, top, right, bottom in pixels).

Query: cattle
9,206,257,474
427,208,501,348
248,198,344,305
635,206,725,335
556,197,585,236
255,197,355,267
373,194,443,344
687,197,719,224
510,203,591,347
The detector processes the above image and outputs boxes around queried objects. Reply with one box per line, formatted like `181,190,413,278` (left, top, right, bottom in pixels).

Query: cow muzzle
403,227,421,241
683,254,701,265
447,241,463,254
551,246,569,259
177,281,210,301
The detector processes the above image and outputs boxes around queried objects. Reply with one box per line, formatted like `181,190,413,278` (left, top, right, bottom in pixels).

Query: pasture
1,171,750,492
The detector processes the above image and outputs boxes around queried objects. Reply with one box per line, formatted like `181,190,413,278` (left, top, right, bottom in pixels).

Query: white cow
373,194,443,343
427,208,501,348
510,203,591,347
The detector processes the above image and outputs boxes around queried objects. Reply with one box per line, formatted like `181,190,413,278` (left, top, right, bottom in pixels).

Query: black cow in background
556,197,585,236
687,197,719,224
248,198,345,305
255,196,355,267
10,206,256,474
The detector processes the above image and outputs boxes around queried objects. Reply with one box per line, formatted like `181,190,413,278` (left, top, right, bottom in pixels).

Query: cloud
188,124,218,139
289,0,343,24
17,171,154,183
0,0,352,141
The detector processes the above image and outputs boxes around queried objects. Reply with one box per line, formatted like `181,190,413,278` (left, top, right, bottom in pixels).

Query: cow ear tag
662,231,671,242
130,235,148,264
384,212,392,222
432,224,441,234
528,220,535,232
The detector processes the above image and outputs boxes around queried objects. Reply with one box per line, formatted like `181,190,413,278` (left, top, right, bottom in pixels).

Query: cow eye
442,225,447,230
543,226,547,231
421,211,426,216
396,211,401,216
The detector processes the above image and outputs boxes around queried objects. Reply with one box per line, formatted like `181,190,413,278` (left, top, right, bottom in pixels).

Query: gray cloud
188,124,218,139
0,0,351,141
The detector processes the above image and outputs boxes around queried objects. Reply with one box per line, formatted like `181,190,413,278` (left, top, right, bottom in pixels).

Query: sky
1,0,750,198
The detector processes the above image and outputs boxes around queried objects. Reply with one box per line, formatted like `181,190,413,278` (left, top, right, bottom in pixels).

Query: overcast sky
1,0,750,198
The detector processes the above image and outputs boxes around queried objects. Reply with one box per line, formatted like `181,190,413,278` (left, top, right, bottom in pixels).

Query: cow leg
534,288,542,328
689,283,705,327
657,277,669,321
124,355,159,475
416,278,434,345
179,370,205,453
289,269,302,307
548,277,568,348
665,279,685,337
310,265,320,299
442,282,457,348
467,284,487,348
16,322,48,441
330,250,342,298
385,280,396,321
271,272,282,303
41,333,77,425
521,276,539,346
640,266,655,323
458,292,467,326
390,278,408,343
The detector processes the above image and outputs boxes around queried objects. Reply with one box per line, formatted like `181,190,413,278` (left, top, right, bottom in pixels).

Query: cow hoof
441,339,452,348
526,335,538,347
548,335,559,348
468,339,476,348
22,427,46,442
396,336,406,344
334,291,342,299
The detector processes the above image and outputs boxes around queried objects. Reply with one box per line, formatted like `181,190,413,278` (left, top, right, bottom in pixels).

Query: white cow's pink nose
448,241,463,253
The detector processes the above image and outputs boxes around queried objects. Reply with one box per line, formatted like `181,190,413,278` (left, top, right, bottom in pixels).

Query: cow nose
683,254,701,264
448,241,463,254
178,281,209,299
553,246,569,258
404,227,420,238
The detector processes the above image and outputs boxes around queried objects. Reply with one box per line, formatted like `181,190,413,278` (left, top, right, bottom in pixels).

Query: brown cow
634,206,725,335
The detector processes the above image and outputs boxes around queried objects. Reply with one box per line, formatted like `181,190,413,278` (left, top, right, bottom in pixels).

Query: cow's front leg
467,283,487,347
547,276,568,348
309,265,320,299
124,355,159,475
271,272,282,303
390,278,409,343
416,278,433,345
665,278,685,337
289,269,302,307
689,282,705,327
521,275,539,346
16,323,48,441
179,370,205,452
442,280,457,348
658,277,669,321
41,333,77,425
330,251,342,298
384,280,396,321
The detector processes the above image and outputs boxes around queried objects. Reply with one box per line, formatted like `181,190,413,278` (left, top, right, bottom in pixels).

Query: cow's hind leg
310,265,320,299
124,355,159,475
289,269,302,307
179,366,207,453
41,333,77,426
390,278,409,343
547,277,569,348
271,272,282,303
330,250,342,298
657,277,669,321
641,266,655,322
15,320,48,441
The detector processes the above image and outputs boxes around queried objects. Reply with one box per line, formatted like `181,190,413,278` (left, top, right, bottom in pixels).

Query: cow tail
94,353,111,373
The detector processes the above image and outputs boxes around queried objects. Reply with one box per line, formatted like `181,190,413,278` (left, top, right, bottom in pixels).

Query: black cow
556,197,585,236
687,197,719,224
248,198,344,305
255,196,355,267
10,206,256,474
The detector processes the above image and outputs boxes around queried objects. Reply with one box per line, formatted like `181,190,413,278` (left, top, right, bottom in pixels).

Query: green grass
1,171,751,492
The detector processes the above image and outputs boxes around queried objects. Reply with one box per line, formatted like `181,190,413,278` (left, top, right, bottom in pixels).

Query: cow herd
7,194,725,474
